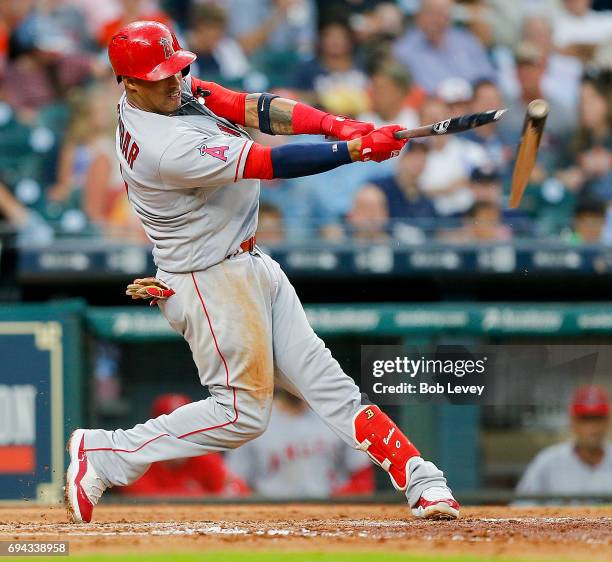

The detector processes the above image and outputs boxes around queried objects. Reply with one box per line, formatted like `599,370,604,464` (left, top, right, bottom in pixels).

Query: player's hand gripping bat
393,108,507,140
508,99,550,209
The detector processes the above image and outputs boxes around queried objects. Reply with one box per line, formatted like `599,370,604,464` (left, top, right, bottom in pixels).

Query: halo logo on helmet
159,37,174,60
108,20,196,82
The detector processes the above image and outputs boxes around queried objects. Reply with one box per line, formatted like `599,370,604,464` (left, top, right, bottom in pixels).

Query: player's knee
229,395,273,445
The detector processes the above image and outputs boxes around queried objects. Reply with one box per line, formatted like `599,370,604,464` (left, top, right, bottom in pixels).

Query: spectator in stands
63,84,145,241
0,180,53,246
225,0,317,59
469,164,503,206
392,0,495,94
572,199,606,244
516,385,612,499
187,4,250,88
417,97,488,217
486,0,561,48
437,76,473,118
553,0,612,62
227,388,374,498
292,18,369,112
565,70,612,203
25,0,89,55
364,142,436,230
496,14,583,115
458,200,512,243
359,60,418,130
463,80,513,175
1,10,93,118
257,201,285,246
500,42,576,147
344,184,389,242
97,0,171,47
317,1,403,41
120,393,249,498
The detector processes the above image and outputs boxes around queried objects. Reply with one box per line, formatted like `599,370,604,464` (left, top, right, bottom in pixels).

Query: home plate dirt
0,504,611,560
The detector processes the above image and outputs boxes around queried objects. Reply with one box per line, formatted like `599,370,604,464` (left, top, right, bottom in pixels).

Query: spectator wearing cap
500,42,576,145
437,77,473,118
392,0,495,95
119,393,249,498
516,385,612,500
495,14,583,115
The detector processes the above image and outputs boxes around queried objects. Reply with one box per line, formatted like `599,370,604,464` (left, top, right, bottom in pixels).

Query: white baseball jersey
115,75,257,273
516,442,612,497
226,404,371,498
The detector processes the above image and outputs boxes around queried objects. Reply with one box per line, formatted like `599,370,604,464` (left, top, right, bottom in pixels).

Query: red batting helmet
108,21,196,83
151,393,191,418
570,385,610,418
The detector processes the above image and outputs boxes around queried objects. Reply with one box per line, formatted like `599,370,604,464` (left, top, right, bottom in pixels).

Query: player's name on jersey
372,382,485,396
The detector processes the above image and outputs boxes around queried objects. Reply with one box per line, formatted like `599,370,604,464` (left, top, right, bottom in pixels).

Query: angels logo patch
433,119,451,134
159,37,174,59
198,144,229,162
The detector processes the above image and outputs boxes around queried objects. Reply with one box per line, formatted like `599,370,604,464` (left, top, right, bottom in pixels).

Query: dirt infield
0,504,610,561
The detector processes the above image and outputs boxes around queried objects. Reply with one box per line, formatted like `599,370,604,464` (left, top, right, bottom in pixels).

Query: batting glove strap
321,114,375,140
359,125,407,162
126,277,175,306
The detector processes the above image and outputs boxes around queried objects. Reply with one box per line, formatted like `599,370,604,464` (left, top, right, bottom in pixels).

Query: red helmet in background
108,21,196,83
152,393,192,418
570,385,610,418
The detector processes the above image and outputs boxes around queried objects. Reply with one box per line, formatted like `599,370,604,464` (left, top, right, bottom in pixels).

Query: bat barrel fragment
509,99,550,209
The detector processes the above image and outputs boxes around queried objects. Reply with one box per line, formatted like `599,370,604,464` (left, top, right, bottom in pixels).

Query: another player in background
119,394,249,498
516,385,612,501
227,389,374,498
65,21,460,524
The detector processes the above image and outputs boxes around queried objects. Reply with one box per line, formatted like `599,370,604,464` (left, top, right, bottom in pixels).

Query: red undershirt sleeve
243,142,274,180
190,76,247,126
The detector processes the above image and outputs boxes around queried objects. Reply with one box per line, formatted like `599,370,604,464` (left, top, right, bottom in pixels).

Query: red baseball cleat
64,429,106,523
412,486,461,519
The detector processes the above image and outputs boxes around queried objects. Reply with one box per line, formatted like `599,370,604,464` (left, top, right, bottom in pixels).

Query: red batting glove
358,125,407,162
321,114,375,140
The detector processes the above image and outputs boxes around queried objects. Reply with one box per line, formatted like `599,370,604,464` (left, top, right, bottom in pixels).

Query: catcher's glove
126,277,175,306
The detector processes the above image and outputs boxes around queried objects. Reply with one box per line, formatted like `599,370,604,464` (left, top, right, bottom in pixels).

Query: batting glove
358,125,407,162
126,277,175,306
321,114,375,140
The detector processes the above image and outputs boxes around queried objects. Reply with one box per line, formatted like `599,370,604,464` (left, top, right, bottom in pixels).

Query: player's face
126,73,183,115
572,416,610,450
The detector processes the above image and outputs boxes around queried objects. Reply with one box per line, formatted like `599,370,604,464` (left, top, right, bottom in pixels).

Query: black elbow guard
258,93,280,135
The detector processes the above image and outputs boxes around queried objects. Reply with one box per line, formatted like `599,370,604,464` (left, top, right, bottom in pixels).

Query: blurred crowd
0,0,611,246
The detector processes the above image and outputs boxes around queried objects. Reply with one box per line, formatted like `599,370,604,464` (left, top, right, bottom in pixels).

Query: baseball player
65,21,460,523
